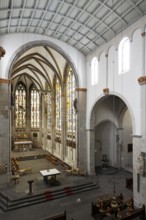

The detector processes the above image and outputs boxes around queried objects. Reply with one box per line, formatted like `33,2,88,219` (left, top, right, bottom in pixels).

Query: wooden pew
42,211,66,220
11,158,19,174
45,154,58,165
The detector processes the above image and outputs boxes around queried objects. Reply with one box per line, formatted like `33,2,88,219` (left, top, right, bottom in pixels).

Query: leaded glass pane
55,78,61,130
31,86,40,128
47,93,52,129
66,68,76,133
15,83,26,128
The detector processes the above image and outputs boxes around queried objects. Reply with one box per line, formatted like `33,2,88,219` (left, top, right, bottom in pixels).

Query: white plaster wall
0,33,86,87
86,16,146,136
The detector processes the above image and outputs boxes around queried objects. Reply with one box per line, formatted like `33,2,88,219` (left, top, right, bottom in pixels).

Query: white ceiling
0,0,146,55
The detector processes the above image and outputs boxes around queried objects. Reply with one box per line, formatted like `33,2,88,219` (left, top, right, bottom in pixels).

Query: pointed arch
30,84,40,128
15,82,26,128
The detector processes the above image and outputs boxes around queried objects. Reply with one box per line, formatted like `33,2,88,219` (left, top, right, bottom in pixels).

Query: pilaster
76,88,87,170
0,78,10,184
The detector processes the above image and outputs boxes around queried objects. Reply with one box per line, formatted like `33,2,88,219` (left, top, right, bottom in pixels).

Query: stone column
0,78,10,184
88,128,95,174
51,92,55,154
134,74,146,208
132,135,143,208
141,32,146,76
43,94,48,150
61,95,66,160
105,54,108,87
76,88,87,169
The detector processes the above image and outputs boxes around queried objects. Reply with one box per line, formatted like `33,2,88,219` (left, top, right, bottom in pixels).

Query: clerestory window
119,37,130,74
91,57,98,85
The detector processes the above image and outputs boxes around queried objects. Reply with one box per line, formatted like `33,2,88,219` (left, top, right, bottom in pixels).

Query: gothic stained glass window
47,92,52,129
65,67,76,133
15,83,26,128
55,78,61,130
31,86,40,128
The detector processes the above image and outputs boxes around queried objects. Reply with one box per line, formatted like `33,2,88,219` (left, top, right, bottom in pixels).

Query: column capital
0,46,6,59
103,87,109,95
0,78,10,84
138,76,146,85
75,88,87,92
141,32,146,37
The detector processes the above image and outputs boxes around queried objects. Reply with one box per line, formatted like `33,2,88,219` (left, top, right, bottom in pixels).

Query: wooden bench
42,211,66,220
11,174,20,184
11,158,19,174
45,154,58,165
19,167,32,175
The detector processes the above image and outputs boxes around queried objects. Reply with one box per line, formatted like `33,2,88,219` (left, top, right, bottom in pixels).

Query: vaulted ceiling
11,45,68,91
1,0,146,55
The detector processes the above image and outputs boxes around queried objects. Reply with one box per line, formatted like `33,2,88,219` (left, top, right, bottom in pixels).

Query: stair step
2,182,99,211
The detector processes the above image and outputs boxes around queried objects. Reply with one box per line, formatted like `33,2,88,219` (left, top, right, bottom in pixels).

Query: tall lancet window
47,92,52,129
15,83,26,128
65,67,76,133
31,86,40,128
119,37,130,74
55,78,61,130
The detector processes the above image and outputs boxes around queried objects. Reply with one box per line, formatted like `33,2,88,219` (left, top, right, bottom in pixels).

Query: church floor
0,149,133,220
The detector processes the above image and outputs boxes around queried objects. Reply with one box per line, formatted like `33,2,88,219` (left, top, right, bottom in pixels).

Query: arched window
119,37,130,74
30,86,40,128
65,67,76,133
15,83,26,128
55,78,61,130
91,57,98,85
47,93,52,129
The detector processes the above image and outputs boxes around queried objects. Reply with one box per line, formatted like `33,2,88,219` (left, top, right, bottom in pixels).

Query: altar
40,168,61,184
14,140,33,151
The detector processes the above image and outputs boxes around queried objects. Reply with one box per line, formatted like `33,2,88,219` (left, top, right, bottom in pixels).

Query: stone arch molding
89,92,135,170
90,92,135,135
6,40,79,87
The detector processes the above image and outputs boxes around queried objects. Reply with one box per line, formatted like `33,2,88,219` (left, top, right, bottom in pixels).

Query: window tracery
30,86,40,128
55,78,61,130
15,83,26,128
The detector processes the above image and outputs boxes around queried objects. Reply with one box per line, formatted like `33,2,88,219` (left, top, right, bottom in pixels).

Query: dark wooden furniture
91,195,145,220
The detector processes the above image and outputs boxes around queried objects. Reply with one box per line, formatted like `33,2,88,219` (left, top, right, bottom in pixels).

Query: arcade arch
90,95,133,173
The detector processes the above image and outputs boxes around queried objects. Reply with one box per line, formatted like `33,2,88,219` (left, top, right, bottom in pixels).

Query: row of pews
91,193,145,219
11,158,32,184
44,153,87,176
44,153,71,170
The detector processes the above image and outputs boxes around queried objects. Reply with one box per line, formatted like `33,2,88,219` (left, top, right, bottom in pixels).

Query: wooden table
40,168,61,184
